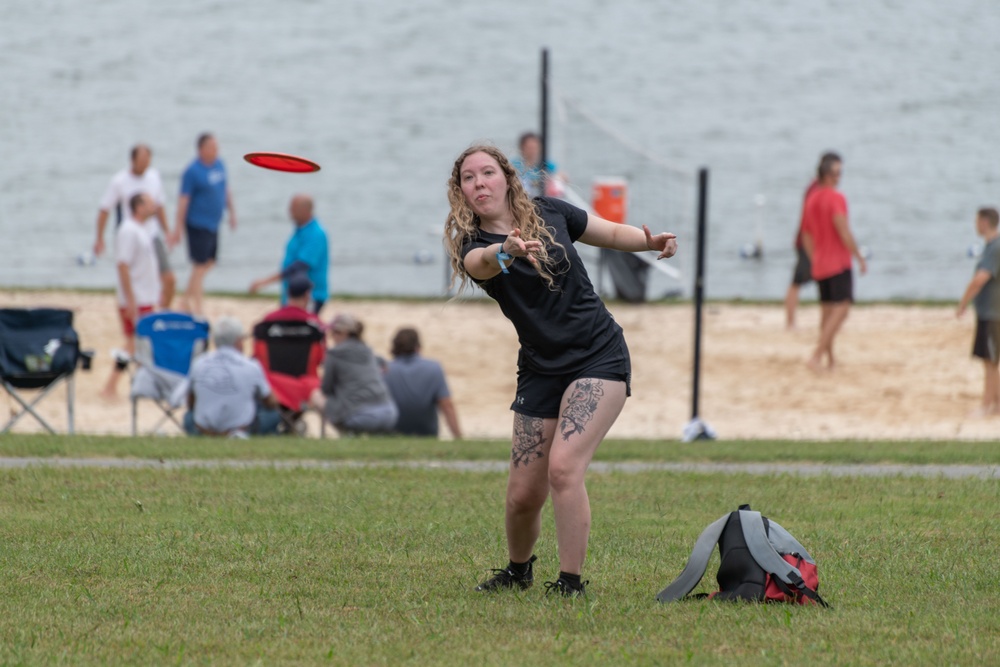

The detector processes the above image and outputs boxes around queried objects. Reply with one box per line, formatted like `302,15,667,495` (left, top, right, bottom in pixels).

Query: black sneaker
543,577,589,598
474,555,537,592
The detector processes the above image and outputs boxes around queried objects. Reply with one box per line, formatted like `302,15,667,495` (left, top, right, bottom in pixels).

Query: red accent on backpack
765,555,821,605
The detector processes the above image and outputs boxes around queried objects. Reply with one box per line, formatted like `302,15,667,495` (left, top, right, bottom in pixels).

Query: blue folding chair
130,311,210,435
0,308,90,434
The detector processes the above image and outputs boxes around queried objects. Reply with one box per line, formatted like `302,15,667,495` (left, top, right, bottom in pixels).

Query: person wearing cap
384,327,462,439
249,194,330,315
260,272,324,327
183,316,280,437
255,273,326,432
310,313,398,435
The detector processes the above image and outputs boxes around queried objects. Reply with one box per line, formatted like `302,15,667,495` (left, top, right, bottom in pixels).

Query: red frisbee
244,151,321,173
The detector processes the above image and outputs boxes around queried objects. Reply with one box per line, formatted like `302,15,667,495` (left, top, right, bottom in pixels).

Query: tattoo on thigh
512,415,545,468
560,379,604,441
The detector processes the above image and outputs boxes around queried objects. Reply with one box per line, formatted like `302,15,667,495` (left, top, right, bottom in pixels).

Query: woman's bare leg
547,378,628,575
504,413,556,563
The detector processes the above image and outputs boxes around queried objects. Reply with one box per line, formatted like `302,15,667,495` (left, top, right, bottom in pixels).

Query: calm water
1,0,998,300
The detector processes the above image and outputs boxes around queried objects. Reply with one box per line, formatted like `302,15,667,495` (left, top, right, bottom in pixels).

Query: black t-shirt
461,196,624,374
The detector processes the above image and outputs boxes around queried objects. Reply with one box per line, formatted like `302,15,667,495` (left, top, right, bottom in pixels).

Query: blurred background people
249,193,329,315
184,316,279,437
384,327,462,439
311,313,398,435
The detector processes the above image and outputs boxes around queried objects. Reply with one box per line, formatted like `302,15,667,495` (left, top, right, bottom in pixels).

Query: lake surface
2,0,998,301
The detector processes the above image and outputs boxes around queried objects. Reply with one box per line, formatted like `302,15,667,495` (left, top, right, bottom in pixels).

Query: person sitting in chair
261,272,324,327
310,313,398,435
255,272,325,434
184,316,280,437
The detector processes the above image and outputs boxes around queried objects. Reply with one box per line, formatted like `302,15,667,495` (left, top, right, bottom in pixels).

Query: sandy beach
1,289,994,441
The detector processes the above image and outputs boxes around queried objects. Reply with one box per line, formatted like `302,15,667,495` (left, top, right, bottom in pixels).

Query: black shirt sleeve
537,197,589,242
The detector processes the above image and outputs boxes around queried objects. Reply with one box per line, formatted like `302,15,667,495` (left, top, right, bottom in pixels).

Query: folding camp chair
252,318,326,435
130,311,210,436
0,308,90,434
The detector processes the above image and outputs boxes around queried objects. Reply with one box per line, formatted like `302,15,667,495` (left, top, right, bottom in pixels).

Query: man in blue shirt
249,193,330,315
172,133,236,316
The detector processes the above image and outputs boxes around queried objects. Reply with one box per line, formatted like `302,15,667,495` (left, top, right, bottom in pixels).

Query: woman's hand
643,225,678,260
502,228,543,268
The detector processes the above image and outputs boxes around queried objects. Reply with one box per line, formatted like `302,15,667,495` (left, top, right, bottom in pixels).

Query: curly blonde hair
444,144,565,294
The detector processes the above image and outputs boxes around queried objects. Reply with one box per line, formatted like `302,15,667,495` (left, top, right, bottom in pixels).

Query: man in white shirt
93,144,176,308
101,192,162,398
183,317,280,437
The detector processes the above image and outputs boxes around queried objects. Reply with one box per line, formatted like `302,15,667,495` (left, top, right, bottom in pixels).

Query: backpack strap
740,510,830,608
655,513,731,602
771,576,831,608
739,510,806,587
766,520,815,564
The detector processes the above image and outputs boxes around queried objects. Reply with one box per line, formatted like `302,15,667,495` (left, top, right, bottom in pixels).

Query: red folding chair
252,318,325,435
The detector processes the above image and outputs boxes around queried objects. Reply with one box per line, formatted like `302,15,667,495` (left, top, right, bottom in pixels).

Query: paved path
1,457,997,479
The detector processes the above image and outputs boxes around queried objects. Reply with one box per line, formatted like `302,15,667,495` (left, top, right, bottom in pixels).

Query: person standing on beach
248,194,329,315
783,159,831,329
801,152,866,372
93,144,176,308
172,133,236,316
100,193,161,398
956,207,1000,417
444,144,677,597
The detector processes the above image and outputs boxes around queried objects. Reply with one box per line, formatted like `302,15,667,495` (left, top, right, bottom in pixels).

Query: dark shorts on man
511,338,631,419
972,319,1000,363
153,236,171,274
792,247,813,285
817,269,853,303
186,224,218,265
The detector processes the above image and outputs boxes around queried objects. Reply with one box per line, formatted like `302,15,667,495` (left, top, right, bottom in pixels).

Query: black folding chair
0,308,90,434
252,318,326,436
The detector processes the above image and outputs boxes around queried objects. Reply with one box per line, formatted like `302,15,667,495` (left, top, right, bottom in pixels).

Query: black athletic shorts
792,247,813,286
817,269,853,303
511,338,631,419
186,224,219,265
972,319,1000,363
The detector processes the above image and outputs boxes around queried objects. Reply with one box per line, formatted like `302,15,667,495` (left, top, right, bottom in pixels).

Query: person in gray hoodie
311,313,398,434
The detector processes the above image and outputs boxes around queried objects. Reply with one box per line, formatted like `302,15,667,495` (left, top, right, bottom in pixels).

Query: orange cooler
592,178,627,223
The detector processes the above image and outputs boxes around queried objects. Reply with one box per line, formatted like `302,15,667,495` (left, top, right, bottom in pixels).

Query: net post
540,48,549,184
684,167,715,441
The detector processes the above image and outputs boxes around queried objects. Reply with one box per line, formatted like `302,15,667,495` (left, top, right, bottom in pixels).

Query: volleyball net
550,91,696,300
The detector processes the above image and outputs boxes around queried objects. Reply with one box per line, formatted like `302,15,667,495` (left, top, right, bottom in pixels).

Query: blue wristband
496,244,513,274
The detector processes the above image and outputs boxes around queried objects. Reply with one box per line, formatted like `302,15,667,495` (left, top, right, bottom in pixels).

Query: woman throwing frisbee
444,145,678,597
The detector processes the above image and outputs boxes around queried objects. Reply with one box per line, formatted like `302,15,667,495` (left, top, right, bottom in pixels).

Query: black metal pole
691,168,709,420
540,48,549,184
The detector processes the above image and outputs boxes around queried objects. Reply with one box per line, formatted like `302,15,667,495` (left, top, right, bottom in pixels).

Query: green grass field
1,435,998,666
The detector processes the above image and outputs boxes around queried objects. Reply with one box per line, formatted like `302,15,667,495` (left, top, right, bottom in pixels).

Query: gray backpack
656,504,829,607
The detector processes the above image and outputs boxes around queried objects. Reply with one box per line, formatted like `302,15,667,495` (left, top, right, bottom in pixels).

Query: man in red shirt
801,153,867,371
